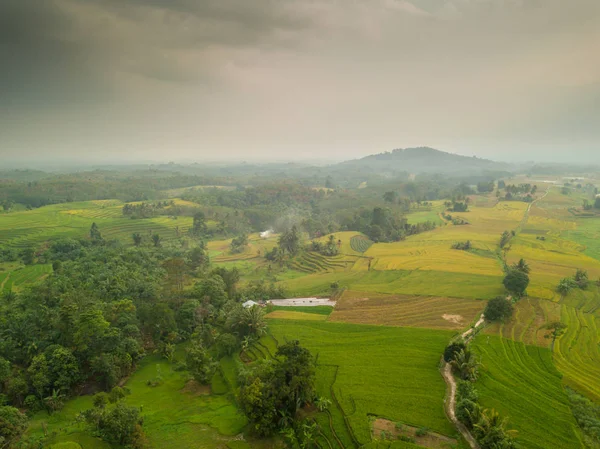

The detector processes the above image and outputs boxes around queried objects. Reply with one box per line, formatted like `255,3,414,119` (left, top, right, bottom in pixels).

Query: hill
336,147,513,176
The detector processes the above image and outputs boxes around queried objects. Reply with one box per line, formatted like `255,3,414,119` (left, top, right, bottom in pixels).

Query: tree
484,297,514,322
574,269,589,289
226,305,267,338
185,341,217,385
152,234,161,248
238,341,315,436
193,275,228,307
472,408,517,449
132,233,143,246
188,246,209,270
279,225,301,256
503,270,529,297
230,234,249,253
27,354,50,400
21,247,35,265
595,197,600,209
444,341,466,363
499,231,511,248
383,191,397,203
557,277,577,295
87,402,144,447
450,349,481,381
163,257,186,293
510,258,530,274
216,333,239,357
543,321,567,350
192,211,208,236
90,222,103,242
0,406,28,447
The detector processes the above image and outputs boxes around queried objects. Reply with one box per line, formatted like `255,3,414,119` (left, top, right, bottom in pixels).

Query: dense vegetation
1,154,600,449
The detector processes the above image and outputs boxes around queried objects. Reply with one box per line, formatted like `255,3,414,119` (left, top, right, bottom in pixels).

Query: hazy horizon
1,0,599,165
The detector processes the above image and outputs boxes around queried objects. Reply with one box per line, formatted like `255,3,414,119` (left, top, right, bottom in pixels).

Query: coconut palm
472,408,517,448
450,348,481,381
511,258,530,274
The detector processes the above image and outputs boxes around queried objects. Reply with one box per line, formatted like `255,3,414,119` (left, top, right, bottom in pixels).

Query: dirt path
441,313,485,449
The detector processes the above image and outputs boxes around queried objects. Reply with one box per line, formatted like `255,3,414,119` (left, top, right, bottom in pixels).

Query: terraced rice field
483,297,561,346
266,319,456,447
280,268,504,299
350,235,374,253
330,291,485,330
0,200,193,248
0,264,53,291
471,335,583,449
289,251,353,273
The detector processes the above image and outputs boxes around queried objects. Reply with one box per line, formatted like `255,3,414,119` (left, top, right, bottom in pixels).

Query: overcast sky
1,0,599,165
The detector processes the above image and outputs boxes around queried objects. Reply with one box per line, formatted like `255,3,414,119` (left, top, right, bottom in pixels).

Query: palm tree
315,397,332,412
450,348,481,381
472,408,517,448
244,306,267,337
132,233,142,246
511,258,530,274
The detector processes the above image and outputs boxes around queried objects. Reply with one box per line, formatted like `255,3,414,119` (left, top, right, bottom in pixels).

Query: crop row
350,235,374,253
472,335,582,449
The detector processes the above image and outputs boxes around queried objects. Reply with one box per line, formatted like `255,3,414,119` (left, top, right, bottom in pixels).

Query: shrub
484,297,514,322
443,341,466,363
503,270,529,297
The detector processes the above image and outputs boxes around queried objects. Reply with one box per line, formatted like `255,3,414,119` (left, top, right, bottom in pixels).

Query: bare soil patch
442,314,464,325
372,418,457,448
181,380,211,396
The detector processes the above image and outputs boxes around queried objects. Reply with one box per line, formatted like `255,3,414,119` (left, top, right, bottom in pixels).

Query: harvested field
329,292,484,330
372,418,457,449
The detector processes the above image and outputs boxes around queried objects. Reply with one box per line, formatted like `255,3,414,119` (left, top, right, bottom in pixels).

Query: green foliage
82,402,144,447
226,304,267,339
557,277,578,295
185,341,218,385
510,258,530,274
230,234,249,254
450,348,481,381
499,230,512,248
0,405,28,446
443,341,466,363
238,341,315,436
567,388,600,445
484,297,514,322
503,270,529,297
451,240,472,251
279,225,301,256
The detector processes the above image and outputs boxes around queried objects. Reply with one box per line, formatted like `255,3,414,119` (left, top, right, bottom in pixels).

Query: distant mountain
336,147,514,176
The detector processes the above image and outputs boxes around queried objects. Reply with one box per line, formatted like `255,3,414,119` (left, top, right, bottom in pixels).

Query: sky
1,0,599,165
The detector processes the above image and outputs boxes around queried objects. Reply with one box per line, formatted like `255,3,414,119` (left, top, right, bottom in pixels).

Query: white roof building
242,300,259,309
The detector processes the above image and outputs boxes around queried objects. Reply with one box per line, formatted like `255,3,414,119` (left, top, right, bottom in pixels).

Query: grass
265,319,456,446
0,200,193,249
265,310,328,321
268,305,333,315
0,263,53,291
330,291,485,330
26,355,276,449
279,269,504,300
471,335,583,449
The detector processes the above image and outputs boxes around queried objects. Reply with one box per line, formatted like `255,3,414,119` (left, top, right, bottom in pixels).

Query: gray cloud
0,0,599,163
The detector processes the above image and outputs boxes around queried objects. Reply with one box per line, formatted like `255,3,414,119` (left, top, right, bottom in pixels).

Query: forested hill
336,147,514,176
